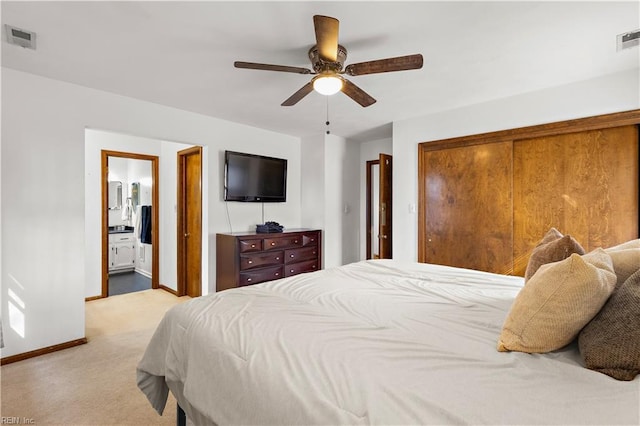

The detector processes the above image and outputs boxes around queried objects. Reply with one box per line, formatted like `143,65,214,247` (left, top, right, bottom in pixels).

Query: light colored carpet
1,289,190,425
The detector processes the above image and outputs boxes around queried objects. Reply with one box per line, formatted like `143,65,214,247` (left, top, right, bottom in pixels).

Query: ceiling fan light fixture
313,74,343,95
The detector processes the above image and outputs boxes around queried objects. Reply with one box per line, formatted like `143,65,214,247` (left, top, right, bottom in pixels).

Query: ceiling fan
234,15,424,107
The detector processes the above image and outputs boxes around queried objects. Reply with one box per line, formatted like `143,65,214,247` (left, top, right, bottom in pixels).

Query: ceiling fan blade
313,15,339,62
341,79,376,107
234,61,312,74
281,82,314,106
344,54,423,76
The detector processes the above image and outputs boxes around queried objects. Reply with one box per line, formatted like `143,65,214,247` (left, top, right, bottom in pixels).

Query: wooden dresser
216,229,322,291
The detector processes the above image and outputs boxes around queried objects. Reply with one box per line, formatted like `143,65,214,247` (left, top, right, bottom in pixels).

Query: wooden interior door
177,146,202,297
512,125,639,275
379,154,393,259
419,142,514,274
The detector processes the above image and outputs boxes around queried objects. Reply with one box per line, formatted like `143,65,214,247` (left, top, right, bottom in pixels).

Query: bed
137,259,640,425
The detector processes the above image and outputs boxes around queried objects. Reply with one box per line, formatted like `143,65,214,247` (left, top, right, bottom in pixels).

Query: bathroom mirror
108,181,122,210
131,182,140,211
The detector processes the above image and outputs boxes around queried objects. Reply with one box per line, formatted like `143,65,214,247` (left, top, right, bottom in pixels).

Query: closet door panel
513,125,639,276
421,142,513,274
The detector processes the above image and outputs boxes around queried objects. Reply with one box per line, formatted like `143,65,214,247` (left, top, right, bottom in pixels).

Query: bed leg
177,403,186,426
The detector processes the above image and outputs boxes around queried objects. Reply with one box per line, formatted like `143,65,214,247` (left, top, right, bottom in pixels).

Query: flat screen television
224,150,287,202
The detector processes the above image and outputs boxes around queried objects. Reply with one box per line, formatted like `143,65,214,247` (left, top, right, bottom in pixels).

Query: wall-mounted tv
224,150,287,202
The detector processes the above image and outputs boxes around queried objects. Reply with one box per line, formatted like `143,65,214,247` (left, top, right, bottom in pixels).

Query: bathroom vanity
108,226,135,273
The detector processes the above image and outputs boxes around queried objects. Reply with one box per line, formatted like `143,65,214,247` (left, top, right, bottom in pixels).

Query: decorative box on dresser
216,229,322,292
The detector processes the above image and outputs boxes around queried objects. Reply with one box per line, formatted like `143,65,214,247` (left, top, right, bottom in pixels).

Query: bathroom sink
108,225,134,234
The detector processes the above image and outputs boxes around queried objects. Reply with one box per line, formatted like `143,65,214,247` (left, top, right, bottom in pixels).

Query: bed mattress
137,260,639,425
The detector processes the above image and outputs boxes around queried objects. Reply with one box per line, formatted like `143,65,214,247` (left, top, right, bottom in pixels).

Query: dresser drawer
263,235,303,251
109,233,135,243
302,232,319,247
239,266,283,286
284,259,318,277
284,246,318,264
239,239,262,253
240,251,284,270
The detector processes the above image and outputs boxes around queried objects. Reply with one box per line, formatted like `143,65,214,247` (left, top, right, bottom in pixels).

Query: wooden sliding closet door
420,142,514,274
512,125,639,276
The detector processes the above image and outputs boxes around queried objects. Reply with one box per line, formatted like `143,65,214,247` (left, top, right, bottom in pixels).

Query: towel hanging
140,205,152,244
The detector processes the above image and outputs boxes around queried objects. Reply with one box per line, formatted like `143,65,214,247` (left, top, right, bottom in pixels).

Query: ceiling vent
5,25,36,49
617,29,640,51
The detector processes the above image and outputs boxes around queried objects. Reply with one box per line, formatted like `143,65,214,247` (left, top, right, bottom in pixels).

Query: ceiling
2,1,638,142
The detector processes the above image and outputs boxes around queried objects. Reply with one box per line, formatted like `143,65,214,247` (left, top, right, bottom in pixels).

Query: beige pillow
524,228,585,282
578,268,640,381
498,248,616,353
604,239,640,287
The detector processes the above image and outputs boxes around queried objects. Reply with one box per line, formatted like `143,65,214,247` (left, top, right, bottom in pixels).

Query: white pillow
605,239,640,287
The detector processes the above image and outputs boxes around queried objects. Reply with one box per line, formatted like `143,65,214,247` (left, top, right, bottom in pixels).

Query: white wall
301,133,326,264
1,68,302,358
392,68,640,262
325,134,360,267
359,138,392,260
301,133,360,268
338,137,360,265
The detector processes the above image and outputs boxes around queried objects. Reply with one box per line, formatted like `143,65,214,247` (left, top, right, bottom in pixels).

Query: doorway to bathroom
101,150,159,297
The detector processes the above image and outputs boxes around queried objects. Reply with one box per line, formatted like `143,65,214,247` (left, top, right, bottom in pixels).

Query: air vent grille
5,25,36,49
617,29,640,51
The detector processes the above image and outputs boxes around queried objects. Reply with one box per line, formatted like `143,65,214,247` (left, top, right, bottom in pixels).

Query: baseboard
1,338,88,365
85,295,103,302
135,268,152,279
159,284,178,296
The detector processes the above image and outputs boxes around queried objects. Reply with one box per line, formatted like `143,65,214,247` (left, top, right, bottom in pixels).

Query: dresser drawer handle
290,269,294,273
271,242,276,246
275,257,280,260
290,254,295,258
294,240,299,243
275,272,280,277
247,278,252,282
248,260,253,264
251,244,256,248
313,251,316,255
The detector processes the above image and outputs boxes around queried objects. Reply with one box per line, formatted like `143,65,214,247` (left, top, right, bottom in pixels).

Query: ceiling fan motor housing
308,44,347,73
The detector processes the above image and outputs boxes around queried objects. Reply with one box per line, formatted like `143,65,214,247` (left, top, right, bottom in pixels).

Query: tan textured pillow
498,248,616,353
604,239,640,287
578,268,640,381
524,228,585,282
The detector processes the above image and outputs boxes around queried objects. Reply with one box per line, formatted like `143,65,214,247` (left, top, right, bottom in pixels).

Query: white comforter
137,260,639,425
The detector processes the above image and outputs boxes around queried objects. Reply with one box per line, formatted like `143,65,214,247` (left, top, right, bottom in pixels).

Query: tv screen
224,151,287,202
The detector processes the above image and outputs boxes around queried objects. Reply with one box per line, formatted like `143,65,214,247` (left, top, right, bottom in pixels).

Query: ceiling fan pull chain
326,96,331,135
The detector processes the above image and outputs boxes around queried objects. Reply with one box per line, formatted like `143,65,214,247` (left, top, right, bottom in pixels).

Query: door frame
378,153,393,259
176,146,203,297
101,150,160,298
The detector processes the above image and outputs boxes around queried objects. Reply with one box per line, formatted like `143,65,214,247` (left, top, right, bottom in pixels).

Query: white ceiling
2,1,638,141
